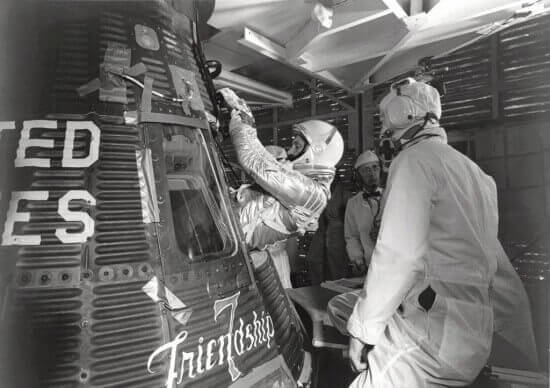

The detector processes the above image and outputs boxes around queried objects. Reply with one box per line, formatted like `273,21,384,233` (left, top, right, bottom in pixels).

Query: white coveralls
347,127,502,387
344,190,382,267
266,241,293,289
326,190,381,333
489,242,538,370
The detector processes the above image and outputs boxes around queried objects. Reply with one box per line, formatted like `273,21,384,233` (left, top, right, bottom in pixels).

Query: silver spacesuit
219,88,344,252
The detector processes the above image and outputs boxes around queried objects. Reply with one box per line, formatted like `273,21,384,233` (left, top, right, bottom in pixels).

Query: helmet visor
287,131,308,161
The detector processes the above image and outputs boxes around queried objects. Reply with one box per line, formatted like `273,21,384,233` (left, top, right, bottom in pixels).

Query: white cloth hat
354,150,379,169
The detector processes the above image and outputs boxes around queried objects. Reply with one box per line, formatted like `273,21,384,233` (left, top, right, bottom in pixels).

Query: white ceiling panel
203,0,550,92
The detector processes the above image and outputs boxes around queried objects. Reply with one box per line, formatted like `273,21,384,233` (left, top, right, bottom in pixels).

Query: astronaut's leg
267,242,293,289
348,315,473,388
326,290,361,334
348,340,428,388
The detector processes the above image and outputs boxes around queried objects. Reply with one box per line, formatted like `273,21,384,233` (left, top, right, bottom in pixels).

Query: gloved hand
349,336,373,373
218,88,255,126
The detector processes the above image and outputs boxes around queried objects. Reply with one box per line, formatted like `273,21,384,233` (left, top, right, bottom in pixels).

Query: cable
213,132,242,185
116,73,187,103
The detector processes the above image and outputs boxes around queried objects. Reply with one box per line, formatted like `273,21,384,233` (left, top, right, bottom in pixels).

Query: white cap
354,150,379,169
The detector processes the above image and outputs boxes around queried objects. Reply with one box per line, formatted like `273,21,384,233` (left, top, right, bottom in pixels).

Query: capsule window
163,126,237,261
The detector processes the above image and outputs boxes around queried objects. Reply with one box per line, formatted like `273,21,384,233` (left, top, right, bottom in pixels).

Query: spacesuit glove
219,88,254,125
349,336,373,373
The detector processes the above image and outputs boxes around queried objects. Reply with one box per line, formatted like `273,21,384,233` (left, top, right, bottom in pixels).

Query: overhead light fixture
213,70,293,107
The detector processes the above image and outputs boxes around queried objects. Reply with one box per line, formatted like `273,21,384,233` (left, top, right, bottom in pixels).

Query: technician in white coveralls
345,150,383,274
347,78,537,387
326,150,383,333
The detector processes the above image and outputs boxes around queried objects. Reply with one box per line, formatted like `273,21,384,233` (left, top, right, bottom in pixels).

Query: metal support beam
238,27,353,92
311,14,507,76
286,9,392,61
410,0,423,15
213,70,293,107
353,13,426,89
286,19,326,59
238,27,287,61
428,2,547,60
381,0,409,19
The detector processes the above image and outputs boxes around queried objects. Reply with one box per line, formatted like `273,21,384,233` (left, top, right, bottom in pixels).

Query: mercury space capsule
0,1,306,386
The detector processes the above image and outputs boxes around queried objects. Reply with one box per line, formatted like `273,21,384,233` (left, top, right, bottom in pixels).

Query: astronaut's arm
228,110,327,213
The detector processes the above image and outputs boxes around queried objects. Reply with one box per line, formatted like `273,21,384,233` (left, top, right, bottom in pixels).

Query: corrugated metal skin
12,288,83,388
1,1,296,387
253,255,305,378
88,122,167,388
9,120,90,388
41,3,213,117
6,118,167,388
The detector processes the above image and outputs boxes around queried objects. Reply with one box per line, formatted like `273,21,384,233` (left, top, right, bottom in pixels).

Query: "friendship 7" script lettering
147,291,275,388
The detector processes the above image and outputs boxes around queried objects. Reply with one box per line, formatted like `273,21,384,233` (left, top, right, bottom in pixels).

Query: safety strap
126,62,147,77
76,62,147,97
77,78,101,97
140,76,154,114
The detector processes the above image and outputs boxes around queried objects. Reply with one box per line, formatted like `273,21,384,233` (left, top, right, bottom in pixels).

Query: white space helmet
292,120,344,169
264,145,287,162
379,78,441,141
354,150,379,169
